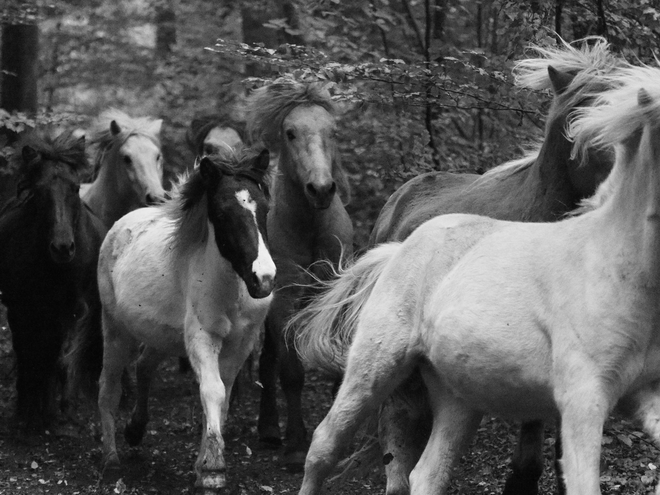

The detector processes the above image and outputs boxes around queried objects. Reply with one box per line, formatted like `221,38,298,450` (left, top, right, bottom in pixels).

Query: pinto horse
81,108,166,228
0,130,107,427
96,149,275,491
295,63,660,495
245,80,353,470
363,37,621,495
186,113,246,157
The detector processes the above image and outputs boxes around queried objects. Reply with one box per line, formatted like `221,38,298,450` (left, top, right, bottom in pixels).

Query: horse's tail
64,293,103,399
287,242,402,376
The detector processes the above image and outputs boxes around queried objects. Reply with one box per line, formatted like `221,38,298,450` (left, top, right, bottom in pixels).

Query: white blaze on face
235,189,276,281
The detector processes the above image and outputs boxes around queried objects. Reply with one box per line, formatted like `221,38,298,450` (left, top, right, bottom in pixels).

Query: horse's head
201,149,275,298
246,81,349,210
203,126,244,157
543,65,616,198
16,134,87,264
110,119,166,207
515,37,622,200
281,104,338,209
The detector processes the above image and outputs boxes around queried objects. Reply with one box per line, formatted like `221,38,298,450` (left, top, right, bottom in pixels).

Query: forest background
2,0,660,246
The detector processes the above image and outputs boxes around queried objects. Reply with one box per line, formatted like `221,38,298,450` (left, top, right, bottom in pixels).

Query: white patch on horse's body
100,207,270,356
235,189,277,283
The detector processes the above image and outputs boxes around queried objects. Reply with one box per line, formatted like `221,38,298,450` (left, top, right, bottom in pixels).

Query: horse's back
370,171,481,245
98,207,183,336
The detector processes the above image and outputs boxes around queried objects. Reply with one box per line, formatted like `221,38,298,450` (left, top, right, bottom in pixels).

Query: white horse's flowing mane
570,64,660,213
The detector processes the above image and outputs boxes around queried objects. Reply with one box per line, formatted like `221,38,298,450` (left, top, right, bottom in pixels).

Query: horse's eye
123,155,132,166
203,145,215,156
156,153,162,162
286,130,296,140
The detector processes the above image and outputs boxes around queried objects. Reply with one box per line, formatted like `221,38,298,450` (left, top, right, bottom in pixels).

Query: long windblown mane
515,36,624,132
186,113,246,155
10,130,88,175
569,64,660,213
475,37,623,186
1,130,88,214
163,149,270,255
245,79,351,205
87,108,162,174
245,80,336,150
514,36,620,93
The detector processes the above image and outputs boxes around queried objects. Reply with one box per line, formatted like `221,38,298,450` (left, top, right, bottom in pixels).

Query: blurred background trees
1,0,659,245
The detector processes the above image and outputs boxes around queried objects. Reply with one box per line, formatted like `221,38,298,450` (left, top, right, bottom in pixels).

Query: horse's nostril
50,241,76,262
305,183,317,197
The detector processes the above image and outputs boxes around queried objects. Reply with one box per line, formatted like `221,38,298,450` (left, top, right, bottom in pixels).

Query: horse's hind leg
300,319,416,495
409,372,482,495
124,345,165,447
501,420,545,495
98,310,138,474
379,372,431,495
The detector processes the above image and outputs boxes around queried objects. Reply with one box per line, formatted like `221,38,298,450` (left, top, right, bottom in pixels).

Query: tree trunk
1,23,39,114
241,1,280,78
155,0,177,58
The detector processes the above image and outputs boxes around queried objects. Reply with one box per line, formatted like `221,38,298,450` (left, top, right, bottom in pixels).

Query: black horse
0,130,107,428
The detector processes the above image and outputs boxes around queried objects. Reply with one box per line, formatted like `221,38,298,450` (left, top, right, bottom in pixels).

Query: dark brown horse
245,80,354,470
0,130,107,427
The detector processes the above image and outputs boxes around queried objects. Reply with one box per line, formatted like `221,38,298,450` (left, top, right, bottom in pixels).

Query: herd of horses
0,36,657,495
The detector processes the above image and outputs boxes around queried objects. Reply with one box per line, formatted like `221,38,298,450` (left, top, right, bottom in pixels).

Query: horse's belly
426,312,557,420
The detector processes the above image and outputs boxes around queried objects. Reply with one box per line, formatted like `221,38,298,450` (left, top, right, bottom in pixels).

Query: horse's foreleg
556,381,609,495
300,317,416,495
501,420,545,495
280,336,307,471
379,373,431,495
124,345,165,447
620,382,660,495
258,317,282,446
186,321,227,492
98,311,136,475
409,375,482,495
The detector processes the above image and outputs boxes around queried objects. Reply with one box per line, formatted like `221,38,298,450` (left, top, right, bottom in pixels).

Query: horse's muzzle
49,241,76,264
248,273,275,299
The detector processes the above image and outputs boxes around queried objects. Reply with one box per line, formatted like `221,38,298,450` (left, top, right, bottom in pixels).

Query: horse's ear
22,145,39,165
254,149,270,174
547,65,573,95
148,119,163,136
198,156,219,184
110,120,122,136
638,88,654,108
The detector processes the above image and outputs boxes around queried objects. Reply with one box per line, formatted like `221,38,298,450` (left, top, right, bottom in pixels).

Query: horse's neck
594,159,660,289
269,163,340,263
83,157,135,227
518,129,577,220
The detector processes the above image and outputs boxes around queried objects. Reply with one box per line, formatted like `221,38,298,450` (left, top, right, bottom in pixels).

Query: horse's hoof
124,420,146,447
101,454,121,482
258,426,282,448
194,470,226,493
283,450,307,473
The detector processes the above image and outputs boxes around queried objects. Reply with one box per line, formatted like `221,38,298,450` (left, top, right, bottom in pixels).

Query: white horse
96,149,276,492
81,108,166,228
293,64,660,495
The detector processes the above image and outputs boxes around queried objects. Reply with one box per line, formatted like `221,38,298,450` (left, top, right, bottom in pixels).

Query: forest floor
0,315,659,494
